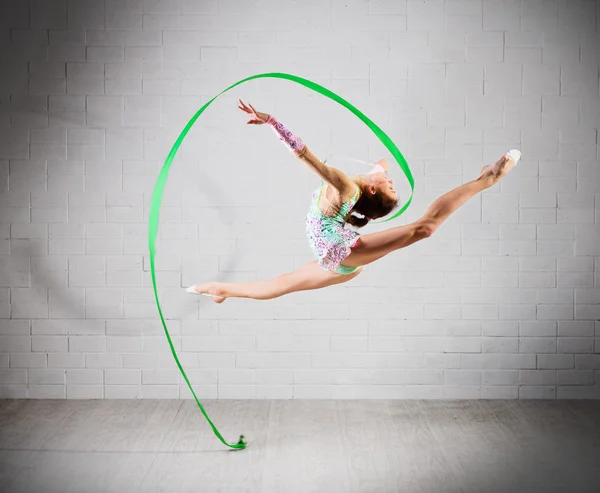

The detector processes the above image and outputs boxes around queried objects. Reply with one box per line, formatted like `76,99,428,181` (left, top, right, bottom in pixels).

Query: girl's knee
415,220,438,239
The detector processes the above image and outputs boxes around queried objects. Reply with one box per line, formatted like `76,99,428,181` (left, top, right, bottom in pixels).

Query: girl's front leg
187,260,361,302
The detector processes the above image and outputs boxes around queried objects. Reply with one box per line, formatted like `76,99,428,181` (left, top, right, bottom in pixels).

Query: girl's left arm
368,163,386,175
266,115,355,195
373,158,390,173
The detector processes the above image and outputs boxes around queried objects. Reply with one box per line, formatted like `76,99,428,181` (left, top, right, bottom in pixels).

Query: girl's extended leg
340,152,519,268
187,260,362,302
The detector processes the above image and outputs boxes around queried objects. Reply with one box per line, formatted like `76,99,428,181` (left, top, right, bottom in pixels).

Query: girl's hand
238,99,269,125
375,158,390,172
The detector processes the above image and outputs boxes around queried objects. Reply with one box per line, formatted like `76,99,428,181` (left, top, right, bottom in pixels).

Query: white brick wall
0,0,599,400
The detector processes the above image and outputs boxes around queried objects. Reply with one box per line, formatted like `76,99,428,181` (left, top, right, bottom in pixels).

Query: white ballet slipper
506,149,521,164
186,286,226,302
186,286,213,297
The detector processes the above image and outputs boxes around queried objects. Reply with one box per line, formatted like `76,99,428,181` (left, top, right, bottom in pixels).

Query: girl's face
372,172,397,200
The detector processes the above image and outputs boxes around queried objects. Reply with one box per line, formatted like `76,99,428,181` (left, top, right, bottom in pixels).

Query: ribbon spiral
148,73,415,449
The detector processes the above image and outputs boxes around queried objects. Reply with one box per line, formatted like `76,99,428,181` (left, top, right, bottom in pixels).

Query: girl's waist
306,210,344,225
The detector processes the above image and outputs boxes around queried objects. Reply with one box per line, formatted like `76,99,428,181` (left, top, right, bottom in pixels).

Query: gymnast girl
187,99,521,303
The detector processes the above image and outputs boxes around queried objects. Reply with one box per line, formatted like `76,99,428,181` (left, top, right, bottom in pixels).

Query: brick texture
0,0,599,400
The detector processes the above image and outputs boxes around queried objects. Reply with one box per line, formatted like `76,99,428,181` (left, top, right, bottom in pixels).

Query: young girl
187,99,521,303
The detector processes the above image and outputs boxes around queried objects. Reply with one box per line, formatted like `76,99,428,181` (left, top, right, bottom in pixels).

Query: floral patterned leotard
305,182,362,275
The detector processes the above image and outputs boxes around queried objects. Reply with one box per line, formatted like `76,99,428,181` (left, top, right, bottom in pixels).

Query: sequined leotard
305,181,362,274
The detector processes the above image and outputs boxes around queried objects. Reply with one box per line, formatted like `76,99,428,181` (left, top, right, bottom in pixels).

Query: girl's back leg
341,152,519,269
188,260,362,302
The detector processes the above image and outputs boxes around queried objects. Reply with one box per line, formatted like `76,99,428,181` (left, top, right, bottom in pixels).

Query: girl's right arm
265,115,355,196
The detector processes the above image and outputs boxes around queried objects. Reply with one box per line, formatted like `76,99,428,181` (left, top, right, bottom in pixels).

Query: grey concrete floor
0,399,599,493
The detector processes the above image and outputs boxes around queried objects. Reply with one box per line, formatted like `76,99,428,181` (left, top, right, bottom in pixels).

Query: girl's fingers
240,100,261,119
239,100,263,123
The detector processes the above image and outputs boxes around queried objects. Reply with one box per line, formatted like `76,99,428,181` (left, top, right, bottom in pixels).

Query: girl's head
344,171,398,228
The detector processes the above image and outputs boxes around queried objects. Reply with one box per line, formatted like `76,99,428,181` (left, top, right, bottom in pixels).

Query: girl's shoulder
344,180,361,204
324,180,359,204
314,181,358,218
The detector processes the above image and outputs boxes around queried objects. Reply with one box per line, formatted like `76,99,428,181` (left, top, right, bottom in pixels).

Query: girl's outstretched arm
266,114,355,196
237,99,355,195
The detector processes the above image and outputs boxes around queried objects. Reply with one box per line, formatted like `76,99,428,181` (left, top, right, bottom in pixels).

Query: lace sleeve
266,115,306,153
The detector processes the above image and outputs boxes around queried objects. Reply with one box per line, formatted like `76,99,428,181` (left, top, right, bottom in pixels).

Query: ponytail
345,212,370,228
344,183,398,228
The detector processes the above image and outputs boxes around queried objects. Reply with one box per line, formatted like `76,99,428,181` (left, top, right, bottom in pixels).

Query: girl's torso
305,180,362,271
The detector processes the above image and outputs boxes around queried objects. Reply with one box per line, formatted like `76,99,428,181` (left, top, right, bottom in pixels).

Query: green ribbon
148,72,414,450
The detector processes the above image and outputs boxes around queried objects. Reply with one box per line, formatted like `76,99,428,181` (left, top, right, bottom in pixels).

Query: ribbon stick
148,73,415,449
